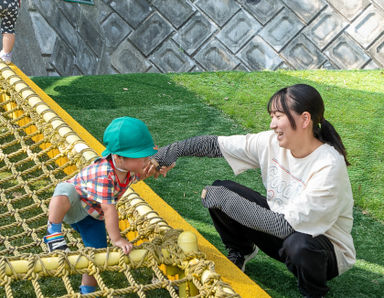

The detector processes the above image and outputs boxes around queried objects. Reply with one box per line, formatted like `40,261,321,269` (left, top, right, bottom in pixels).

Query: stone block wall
11,0,384,76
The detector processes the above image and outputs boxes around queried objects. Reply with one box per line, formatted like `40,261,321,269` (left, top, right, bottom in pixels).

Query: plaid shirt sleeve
87,177,115,205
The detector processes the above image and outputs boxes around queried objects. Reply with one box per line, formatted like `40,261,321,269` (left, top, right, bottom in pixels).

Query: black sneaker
43,232,69,252
227,244,259,271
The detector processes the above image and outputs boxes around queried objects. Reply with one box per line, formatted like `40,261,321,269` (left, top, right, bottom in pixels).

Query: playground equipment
0,62,269,297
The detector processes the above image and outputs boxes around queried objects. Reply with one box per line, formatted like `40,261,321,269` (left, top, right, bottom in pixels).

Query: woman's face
269,108,302,151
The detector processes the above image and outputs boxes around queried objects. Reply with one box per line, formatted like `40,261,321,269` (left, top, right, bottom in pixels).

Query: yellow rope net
0,62,240,297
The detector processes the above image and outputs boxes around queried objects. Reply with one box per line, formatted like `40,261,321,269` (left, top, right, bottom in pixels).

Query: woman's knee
211,180,244,193
212,179,231,186
281,233,314,265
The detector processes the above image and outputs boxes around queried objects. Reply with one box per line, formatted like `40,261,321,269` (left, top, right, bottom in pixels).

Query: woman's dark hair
267,84,350,165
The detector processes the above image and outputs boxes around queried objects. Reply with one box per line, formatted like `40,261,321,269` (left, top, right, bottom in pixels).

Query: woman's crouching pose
149,84,355,298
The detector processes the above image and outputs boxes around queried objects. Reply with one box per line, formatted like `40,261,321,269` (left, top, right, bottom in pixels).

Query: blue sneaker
80,285,96,294
43,232,69,252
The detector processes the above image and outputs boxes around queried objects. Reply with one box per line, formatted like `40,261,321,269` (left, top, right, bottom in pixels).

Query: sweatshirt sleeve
152,135,223,167
218,133,266,175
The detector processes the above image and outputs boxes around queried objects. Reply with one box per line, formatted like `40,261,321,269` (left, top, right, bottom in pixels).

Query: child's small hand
143,159,175,179
113,238,133,254
142,161,157,179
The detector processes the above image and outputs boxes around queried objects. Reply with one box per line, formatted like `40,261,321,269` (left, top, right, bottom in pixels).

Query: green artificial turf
31,70,384,297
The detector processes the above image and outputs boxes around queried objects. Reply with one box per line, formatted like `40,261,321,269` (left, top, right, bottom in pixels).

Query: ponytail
315,119,350,166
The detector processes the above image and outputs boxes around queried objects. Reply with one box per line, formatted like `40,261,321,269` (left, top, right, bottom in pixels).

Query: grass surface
32,70,384,297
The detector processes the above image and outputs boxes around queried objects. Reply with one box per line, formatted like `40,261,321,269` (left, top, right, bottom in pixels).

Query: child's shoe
0,51,12,64
43,232,69,252
80,285,96,294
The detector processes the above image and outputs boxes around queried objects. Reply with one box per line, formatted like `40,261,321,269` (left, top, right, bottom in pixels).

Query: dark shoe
43,232,69,252
227,244,259,271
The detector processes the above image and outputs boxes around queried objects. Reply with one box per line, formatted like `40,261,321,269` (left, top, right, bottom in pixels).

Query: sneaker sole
241,245,259,272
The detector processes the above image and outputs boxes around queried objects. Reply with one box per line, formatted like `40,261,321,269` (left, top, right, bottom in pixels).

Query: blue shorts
53,182,107,248
71,215,107,248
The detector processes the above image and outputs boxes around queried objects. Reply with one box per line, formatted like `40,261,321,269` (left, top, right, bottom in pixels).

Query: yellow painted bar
4,250,148,276
8,64,270,298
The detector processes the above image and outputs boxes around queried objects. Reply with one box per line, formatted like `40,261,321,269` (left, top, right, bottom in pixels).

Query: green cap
101,117,157,158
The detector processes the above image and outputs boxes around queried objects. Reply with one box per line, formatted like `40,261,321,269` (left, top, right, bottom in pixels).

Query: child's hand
113,238,133,254
143,159,175,179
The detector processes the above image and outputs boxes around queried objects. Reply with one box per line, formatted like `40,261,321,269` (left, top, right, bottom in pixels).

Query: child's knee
53,195,70,202
49,195,71,209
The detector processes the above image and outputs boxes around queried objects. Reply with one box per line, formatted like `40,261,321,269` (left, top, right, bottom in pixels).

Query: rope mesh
0,62,239,297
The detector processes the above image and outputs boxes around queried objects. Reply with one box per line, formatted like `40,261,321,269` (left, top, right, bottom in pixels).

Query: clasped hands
142,159,176,179
143,160,224,209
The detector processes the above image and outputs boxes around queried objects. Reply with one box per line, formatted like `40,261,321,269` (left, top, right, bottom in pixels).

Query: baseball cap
101,117,157,158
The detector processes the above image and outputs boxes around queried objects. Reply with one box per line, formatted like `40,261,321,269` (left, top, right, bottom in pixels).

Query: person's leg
209,180,285,266
71,215,108,294
280,232,338,297
0,0,18,63
44,194,71,249
48,182,88,226
2,33,15,53
45,183,88,251
48,195,71,225
80,275,97,293
71,215,108,249
209,207,284,260
212,180,269,208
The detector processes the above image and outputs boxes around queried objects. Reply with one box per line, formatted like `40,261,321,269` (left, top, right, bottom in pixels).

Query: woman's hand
158,163,176,177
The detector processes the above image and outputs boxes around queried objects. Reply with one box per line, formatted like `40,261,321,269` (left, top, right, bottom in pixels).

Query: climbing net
0,62,239,297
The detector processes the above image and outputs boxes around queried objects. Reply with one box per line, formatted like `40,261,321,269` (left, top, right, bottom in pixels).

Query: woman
150,84,355,297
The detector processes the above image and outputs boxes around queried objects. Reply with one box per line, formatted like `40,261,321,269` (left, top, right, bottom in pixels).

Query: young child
43,116,158,295
0,0,19,64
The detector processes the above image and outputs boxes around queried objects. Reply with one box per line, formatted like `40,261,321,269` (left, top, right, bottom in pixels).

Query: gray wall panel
10,0,384,76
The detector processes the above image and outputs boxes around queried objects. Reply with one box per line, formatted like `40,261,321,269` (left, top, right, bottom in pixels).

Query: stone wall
11,0,384,76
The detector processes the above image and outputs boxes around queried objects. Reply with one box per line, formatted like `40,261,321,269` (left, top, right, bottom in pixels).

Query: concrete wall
10,0,384,76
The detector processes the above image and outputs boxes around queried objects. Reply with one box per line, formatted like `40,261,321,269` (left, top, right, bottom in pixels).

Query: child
43,116,158,295
0,0,19,64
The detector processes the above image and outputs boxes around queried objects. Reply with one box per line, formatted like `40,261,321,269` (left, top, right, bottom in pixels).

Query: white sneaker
0,51,12,64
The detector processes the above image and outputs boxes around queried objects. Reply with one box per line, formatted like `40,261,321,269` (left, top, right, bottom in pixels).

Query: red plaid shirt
67,157,138,220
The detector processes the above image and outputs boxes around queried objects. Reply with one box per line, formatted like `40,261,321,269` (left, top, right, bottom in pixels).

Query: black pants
209,180,338,297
